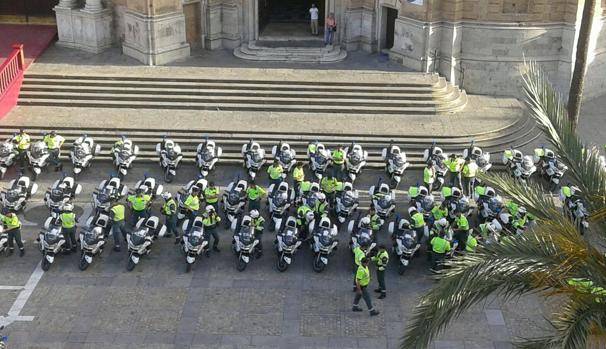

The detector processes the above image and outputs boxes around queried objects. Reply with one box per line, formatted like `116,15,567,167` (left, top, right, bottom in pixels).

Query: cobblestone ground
0,164,553,349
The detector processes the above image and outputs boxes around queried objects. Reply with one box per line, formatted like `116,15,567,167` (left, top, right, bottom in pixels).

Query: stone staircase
17,73,467,115
233,40,348,63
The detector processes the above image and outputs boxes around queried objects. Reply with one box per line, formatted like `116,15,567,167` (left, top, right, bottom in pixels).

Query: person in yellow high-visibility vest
127,188,151,227
58,203,78,254
331,145,345,180
43,130,66,172
11,129,30,170
444,153,464,189
352,257,380,316
0,211,24,256
292,162,305,200
462,159,479,197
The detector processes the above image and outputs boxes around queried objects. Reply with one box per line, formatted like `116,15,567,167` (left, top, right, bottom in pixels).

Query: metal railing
0,44,25,100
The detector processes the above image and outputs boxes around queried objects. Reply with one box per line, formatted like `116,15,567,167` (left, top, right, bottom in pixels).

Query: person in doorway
324,13,336,45
309,4,319,35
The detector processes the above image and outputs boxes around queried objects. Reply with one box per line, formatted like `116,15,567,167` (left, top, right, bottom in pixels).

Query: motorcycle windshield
83,231,98,245
522,158,533,170
239,227,254,245
349,152,361,165
280,152,292,163
378,198,391,210
74,146,88,159
488,198,501,213
251,152,262,163
421,197,434,211
457,198,470,213
200,150,213,162
282,229,298,246
316,154,327,165
45,230,61,245
167,149,179,161
317,231,332,246
130,230,147,245
188,230,203,246
119,150,131,161
402,234,416,249
0,144,10,157
97,193,111,204
50,188,64,201
227,191,241,205
273,193,287,208
341,193,355,207
32,143,47,158
6,189,20,202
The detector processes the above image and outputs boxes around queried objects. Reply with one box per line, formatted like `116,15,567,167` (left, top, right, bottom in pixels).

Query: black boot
378,293,386,299
19,249,25,257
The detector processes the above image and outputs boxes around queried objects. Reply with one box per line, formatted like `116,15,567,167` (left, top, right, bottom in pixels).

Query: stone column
57,0,78,8
83,0,104,12
122,0,191,65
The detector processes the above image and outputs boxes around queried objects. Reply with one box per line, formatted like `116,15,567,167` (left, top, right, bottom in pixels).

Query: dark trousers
332,163,344,180
48,149,61,169
256,231,264,251
293,181,302,200
112,221,129,248
131,209,147,227
453,230,468,251
17,151,27,170
186,210,198,235
423,182,434,193
270,177,282,189
7,228,24,250
62,227,77,250
377,269,386,294
207,201,219,212
448,172,462,189
248,199,260,211
463,177,475,197
165,215,177,237
206,226,219,248
431,252,445,270
353,286,373,310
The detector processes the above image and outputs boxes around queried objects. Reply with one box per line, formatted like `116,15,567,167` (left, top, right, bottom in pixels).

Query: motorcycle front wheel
78,255,90,271
164,167,174,183
398,263,407,275
41,257,51,271
126,257,136,272
185,261,193,273
276,256,289,272
312,255,326,273
236,256,248,272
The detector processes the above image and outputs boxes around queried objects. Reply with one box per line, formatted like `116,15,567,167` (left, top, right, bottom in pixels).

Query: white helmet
206,205,215,213
360,217,371,226
161,192,172,200
317,193,326,202
435,218,449,229
518,206,527,216
407,207,417,216
250,210,259,219
62,203,74,212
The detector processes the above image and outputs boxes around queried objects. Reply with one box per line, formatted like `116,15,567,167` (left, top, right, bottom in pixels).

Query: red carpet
0,24,57,67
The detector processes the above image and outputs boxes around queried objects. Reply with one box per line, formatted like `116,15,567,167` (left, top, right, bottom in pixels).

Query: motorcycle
344,143,368,183
389,218,420,274
70,135,100,179
307,142,331,180
113,138,139,178
176,177,208,220
478,195,504,224
502,149,536,185
368,182,396,221
534,147,567,192
222,179,248,228
310,216,338,273
1,175,38,212
560,186,590,235
275,216,302,272
27,141,50,180
463,142,492,173
133,175,164,202
334,182,359,225
78,224,106,271
0,325,5,349
441,187,473,220
45,176,82,217
231,215,260,271
299,182,321,207
423,141,448,190
180,216,209,272
92,176,128,214
156,138,183,183
39,216,67,271
408,185,434,222
0,139,17,179
272,141,297,172
126,216,165,271
196,138,222,177
382,143,410,188
347,216,377,252
267,182,295,232
0,227,8,255
241,140,266,180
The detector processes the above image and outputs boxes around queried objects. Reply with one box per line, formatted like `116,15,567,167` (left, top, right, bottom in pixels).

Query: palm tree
568,0,596,131
401,62,606,349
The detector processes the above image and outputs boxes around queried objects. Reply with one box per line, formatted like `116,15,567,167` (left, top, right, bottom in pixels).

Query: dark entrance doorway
0,0,58,22
384,7,397,50
258,0,325,36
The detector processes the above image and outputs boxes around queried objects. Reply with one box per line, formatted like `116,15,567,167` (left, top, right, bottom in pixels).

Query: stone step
234,44,348,63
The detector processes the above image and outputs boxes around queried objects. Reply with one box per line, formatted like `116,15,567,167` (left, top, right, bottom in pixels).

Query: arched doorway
0,0,58,23
258,0,325,40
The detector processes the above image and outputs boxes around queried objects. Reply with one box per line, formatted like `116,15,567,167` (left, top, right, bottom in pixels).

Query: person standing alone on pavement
309,4,319,35
0,211,25,256
372,245,389,299
352,257,380,316
324,13,336,45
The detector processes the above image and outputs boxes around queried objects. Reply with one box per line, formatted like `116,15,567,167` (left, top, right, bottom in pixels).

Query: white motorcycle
126,216,166,271
180,216,209,272
334,182,359,225
241,140,266,180
78,223,106,271
560,186,590,235
27,141,50,180
344,143,367,183
45,176,82,217
534,148,567,192
267,182,295,232
307,142,331,181
310,216,338,273
0,227,8,255
92,176,128,214
196,139,222,177
275,216,302,272
463,142,492,173
382,143,410,188
272,141,297,172
423,142,448,190
222,179,248,228
70,135,100,179
40,216,66,271
176,177,208,220
2,175,38,212
113,138,139,179
156,138,183,183
231,215,260,271
134,176,164,202
369,182,396,221
502,149,536,185
347,217,376,252
389,218,420,274
0,140,17,179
